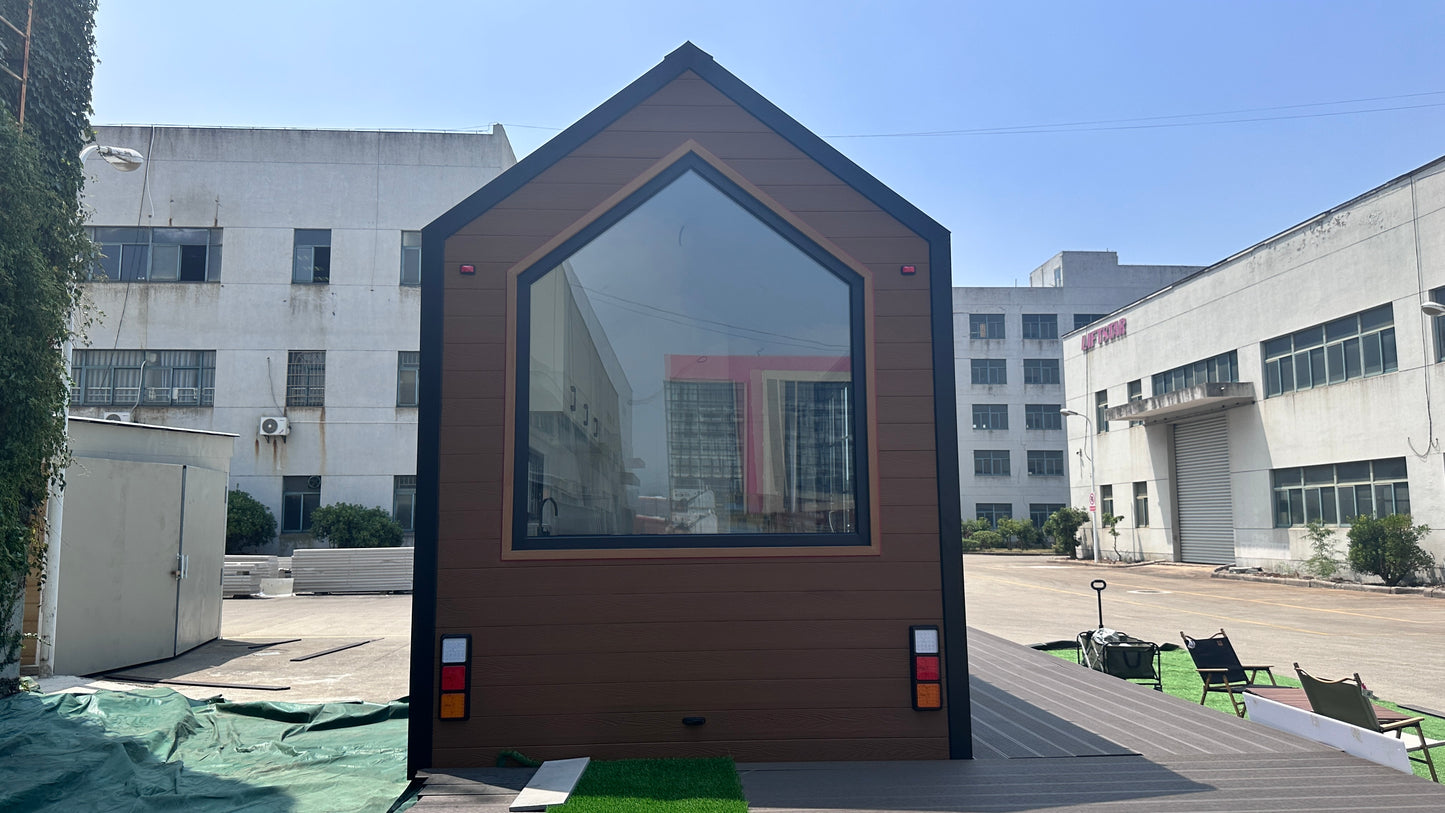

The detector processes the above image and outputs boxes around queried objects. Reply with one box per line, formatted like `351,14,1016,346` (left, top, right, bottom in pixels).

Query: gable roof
425,42,948,243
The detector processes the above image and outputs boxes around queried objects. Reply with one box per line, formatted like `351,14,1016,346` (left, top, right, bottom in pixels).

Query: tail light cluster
438,633,472,720
910,625,942,710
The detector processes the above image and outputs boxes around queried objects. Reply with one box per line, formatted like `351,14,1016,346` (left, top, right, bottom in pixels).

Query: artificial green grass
547,757,747,813
1050,647,1445,780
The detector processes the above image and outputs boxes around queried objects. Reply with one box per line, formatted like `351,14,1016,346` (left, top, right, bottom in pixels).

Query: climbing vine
0,0,96,693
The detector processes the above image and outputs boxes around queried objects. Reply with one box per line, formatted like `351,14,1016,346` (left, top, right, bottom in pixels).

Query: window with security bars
1024,403,1062,430
88,227,222,282
1273,458,1408,527
1153,350,1239,396
286,350,326,406
393,475,417,532
1262,305,1395,397
975,503,1011,528
971,358,1006,385
1022,358,1059,385
1030,503,1065,527
1026,450,1064,476
397,351,420,406
974,450,1010,477
971,403,1008,430
969,313,1004,339
666,380,745,515
70,349,216,406
1021,313,1058,340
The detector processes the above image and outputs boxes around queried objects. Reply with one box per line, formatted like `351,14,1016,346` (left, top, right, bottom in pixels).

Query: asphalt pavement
963,553,1445,712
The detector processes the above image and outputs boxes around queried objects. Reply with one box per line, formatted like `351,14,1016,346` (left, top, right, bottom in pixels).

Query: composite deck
413,628,1445,810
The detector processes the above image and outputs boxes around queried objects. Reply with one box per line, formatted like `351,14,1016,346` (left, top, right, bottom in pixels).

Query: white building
1062,156,1445,575
954,252,1199,530
74,126,516,550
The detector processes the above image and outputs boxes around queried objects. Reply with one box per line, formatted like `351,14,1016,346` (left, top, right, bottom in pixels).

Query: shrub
1346,514,1434,587
1301,519,1341,579
309,502,404,548
971,530,1004,549
226,489,276,554
1043,507,1090,557
996,517,1041,549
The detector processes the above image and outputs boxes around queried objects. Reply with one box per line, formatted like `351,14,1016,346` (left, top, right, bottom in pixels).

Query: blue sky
91,1,1445,286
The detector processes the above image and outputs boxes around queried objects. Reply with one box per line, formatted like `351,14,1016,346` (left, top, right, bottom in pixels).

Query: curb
1211,569,1445,598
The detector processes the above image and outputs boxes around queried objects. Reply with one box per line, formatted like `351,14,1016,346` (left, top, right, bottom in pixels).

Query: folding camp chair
1180,628,1276,717
1295,664,1441,782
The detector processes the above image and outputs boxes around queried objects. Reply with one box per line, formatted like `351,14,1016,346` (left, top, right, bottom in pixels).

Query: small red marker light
441,665,467,691
915,656,940,681
459,264,475,275
900,265,916,275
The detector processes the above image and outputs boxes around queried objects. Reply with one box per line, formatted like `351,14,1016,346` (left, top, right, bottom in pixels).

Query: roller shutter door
1173,415,1234,564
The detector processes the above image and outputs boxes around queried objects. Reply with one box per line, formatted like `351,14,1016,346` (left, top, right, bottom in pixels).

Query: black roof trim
426,41,948,244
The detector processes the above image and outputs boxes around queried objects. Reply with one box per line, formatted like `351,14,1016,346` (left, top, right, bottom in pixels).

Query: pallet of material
290,547,414,594
223,555,280,597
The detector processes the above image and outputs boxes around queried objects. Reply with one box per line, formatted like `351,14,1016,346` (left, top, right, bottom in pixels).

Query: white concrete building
1062,156,1445,575
75,126,515,550
954,252,1199,531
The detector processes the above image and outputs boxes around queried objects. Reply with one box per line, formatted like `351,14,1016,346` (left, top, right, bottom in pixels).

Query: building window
286,350,326,406
1074,313,1108,330
401,231,422,286
969,313,1004,339
976,503,1012,528
974,450,1010,477
1153,350,1239,397
293,229,332,284
1127,379,1143,427
515,161,867,548
1100,484,1114,517
89,227,222,282
282,475,321,532
1272,457,1408,527
1134,482,1149,526
1024,403,1062,430
393,475,417,532
1262,305,1395,398
70,349,216,407
1023,358,1060,385
1027,450,1064,477
1030,503,1065,526
1095,389,1108,433
1021,313,1058,340
397,351,420,407
972,403,1008,430
971,358,1007,385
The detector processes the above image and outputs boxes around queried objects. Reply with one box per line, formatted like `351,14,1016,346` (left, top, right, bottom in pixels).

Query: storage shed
411,43,966,771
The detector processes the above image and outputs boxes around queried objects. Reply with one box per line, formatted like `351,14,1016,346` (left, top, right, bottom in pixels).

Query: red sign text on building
1081,317,1127,352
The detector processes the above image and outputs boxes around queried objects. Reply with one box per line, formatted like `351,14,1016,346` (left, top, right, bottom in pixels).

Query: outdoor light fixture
1421,301,1445,317
910,625,942,710
78,144,145,172
437,633,472,721
1060,408,1101,563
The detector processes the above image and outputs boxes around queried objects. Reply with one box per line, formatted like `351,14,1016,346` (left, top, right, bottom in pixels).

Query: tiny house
411,43,966,772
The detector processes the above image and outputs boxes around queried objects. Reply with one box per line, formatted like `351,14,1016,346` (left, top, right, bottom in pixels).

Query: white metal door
174,465,227,655
1173,415,1235,564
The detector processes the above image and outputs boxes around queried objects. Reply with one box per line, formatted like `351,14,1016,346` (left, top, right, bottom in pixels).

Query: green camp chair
1295,664,1441,782
1180,629,1276,717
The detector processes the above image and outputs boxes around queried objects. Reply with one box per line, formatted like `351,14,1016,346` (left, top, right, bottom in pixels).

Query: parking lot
964,554,1445,711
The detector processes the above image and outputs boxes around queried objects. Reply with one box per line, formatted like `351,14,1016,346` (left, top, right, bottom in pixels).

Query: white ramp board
510,757,591,812
1244,693,1411,773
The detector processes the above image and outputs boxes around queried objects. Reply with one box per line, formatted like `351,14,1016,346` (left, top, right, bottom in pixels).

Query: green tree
1301,519,1341,579
226,489,277,554
996,517,1041,549
1043,507,1090,557
1346,514,1435,587
1100,512,1124,559
309,503,405,549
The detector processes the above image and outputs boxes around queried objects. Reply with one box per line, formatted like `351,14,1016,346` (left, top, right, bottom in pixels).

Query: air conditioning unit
103,411,133,422
259,416,290,437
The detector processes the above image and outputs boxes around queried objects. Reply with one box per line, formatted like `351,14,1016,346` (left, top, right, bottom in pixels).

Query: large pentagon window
516,162,867,549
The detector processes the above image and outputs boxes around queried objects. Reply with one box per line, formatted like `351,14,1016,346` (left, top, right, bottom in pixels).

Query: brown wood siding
434,70,947,765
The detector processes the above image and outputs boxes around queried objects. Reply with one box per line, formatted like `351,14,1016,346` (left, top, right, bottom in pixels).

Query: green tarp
0,688,411,812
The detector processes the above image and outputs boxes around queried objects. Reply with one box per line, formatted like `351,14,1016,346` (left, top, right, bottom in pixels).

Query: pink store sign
1081,317,1127,352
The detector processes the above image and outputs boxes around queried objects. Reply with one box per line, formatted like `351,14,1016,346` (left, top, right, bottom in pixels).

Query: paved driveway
963,554,1445,711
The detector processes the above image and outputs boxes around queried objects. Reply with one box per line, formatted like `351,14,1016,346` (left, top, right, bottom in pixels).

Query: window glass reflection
524,170,857,539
